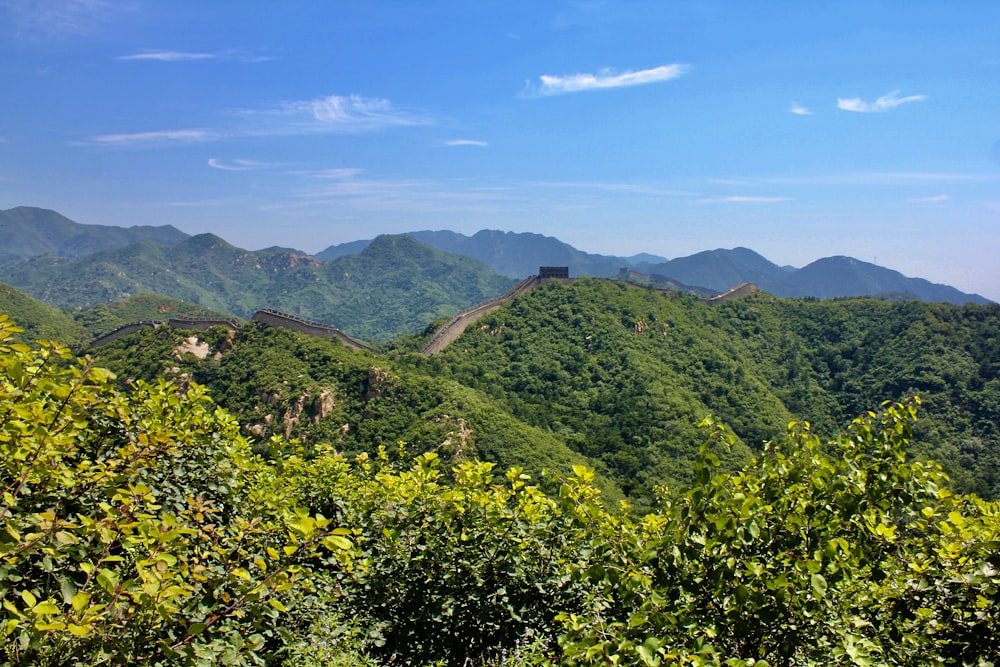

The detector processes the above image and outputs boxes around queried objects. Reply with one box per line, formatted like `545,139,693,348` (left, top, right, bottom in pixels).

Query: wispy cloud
711,171,999,187
207,158,280,171
444,139,488,147
306,168,365,179
81,93,430,147
297,175,511,214
532,181,692,197
837,90,927,113
118,49,273,63
3,0,128,37
789,102,813,116
119,50,215,62
83,129,216,146
695,195,793,204
246,94,432,134
873,172,981,182
525,64,689,97
908,194,950,203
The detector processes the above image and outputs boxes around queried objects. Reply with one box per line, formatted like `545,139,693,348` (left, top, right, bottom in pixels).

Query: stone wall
251,309,374,352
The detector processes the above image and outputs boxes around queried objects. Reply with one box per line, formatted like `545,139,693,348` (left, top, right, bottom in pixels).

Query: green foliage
266,445,616,667
555,399,1000,666
92,322,622,501
2,312,1000,667
0,316,351,665
88,279,1000,507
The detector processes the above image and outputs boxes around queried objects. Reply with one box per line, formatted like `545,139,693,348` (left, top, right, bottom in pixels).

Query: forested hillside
0,282,85,343
2,314,998,666
88,321,622,502
0,234,515,342
78,278,1000,506
407,279,1000,499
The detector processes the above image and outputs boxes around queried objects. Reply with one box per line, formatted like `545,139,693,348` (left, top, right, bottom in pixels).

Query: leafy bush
555,400,1000,666
0,315,351,666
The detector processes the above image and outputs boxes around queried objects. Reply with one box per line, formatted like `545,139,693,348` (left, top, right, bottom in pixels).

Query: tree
0,315,351,666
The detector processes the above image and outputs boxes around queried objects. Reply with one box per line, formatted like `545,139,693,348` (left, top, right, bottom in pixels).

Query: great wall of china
86,269,757,356
87,310,374,352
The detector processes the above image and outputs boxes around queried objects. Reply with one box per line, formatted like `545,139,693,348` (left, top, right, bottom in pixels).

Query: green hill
89,320,622,502
0,281,86,343
0,233,516,342
84,277,1000,507
413,279,1000,498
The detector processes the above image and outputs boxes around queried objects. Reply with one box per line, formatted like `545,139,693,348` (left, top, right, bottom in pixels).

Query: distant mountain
315,239,375,262
0,233,515,342
780,256,988,304
635,247,791,295
317,229,666,278
0,206,189,266
638,249,988,305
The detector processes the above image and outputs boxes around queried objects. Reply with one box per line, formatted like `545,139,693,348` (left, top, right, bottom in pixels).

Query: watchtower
538,266,569,279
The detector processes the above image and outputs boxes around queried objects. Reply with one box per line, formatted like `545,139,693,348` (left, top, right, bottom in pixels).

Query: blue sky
2,1,999,300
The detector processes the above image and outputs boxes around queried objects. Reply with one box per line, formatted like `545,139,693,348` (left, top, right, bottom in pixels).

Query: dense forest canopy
1,313,998,666
68,278,1000,508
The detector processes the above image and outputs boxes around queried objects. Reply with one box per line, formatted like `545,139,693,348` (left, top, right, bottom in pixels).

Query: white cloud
526,64,688,97
859,172,992,183
837,90,927,113
207,158,276,171
84,129,216,146
908,194,951,203
308,168,365,179
532,181,692,197
789,102,813,115
722,196,792,203
296,176,510,214
119,50,215,62
80,93,428,148
444,139,488,147
253,94,431,133
711,172,1000,187
308,96,417,126
118,49,273,63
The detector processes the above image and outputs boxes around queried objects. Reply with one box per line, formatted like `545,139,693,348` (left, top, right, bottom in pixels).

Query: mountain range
317,228,990,305
0,206,188,265
0,206,990,342
0,226,514,342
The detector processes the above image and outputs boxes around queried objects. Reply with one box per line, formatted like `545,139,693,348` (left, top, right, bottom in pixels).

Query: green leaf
20,590,37,608
637,637,662,666
31,601,60,616
810,573,827,598
323,534,353,550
